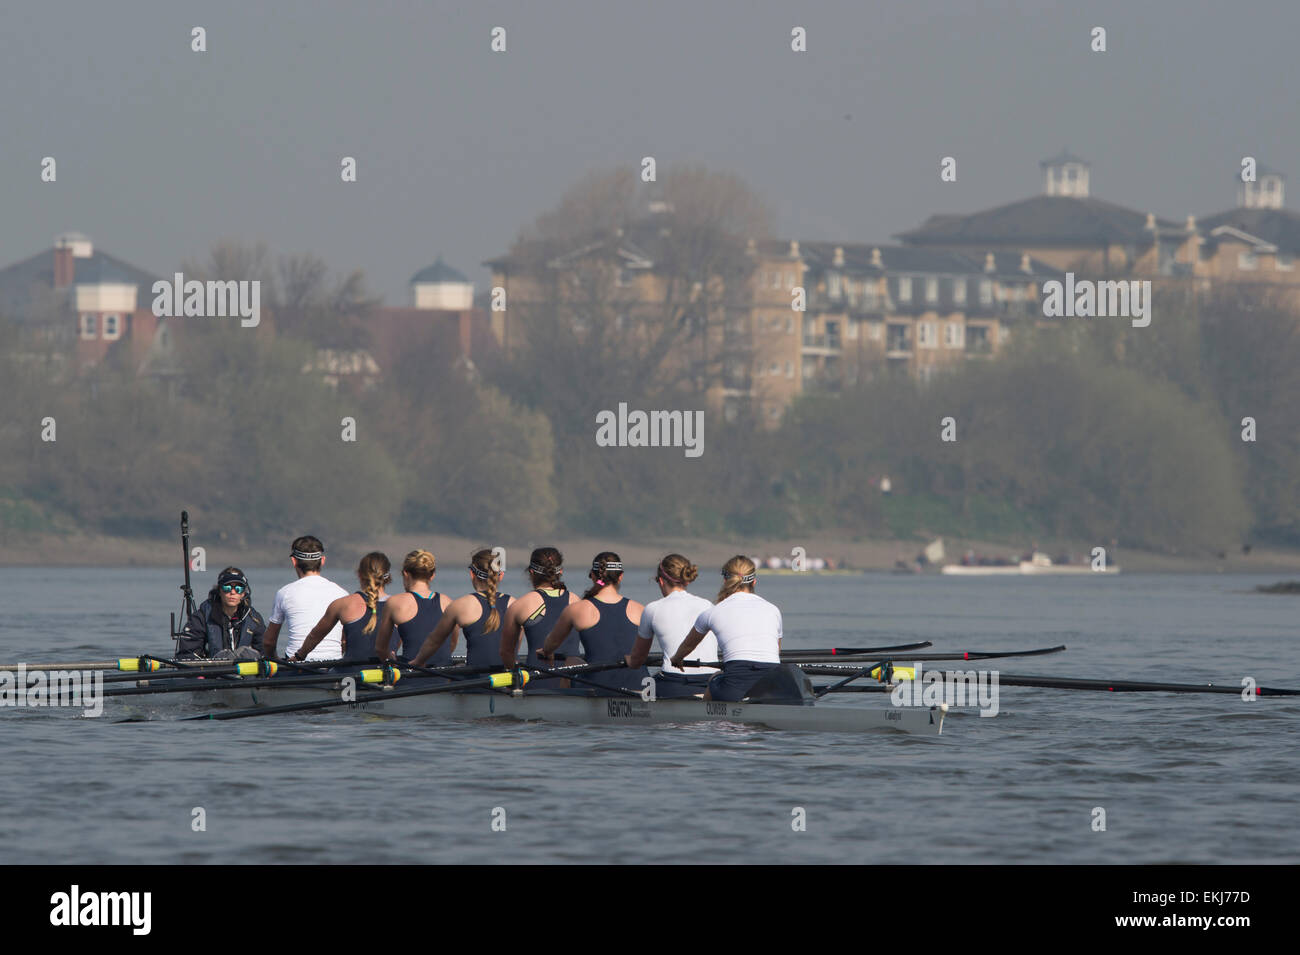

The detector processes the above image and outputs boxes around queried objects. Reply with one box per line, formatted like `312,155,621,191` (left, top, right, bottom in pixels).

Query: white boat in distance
942,552,1120,576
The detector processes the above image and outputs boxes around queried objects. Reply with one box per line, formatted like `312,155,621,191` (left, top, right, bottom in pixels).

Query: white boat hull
132,684,946,735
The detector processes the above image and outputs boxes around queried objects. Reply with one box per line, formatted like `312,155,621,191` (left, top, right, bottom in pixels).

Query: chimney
984,252,996,273
1144,213,1156,230
833,246,844,267
53,243,75,289
1186,215,1196,231
870,247,882,268
789,240,800,257
1020,253,1032,273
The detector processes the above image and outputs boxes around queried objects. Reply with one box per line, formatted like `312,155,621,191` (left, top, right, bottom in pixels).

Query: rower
540,552,649,695
411,549,512,669
669,556,782,701
499,547,580,672
261,536,349,661
176,567,266,660
626,554,718,698
291,552,391,663
375,550,453,664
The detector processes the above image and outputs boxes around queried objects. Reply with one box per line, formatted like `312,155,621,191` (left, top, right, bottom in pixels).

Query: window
917,322,936,348
1239,251,1259,271
786,317,793,333
898,277,913,302
771,270,781,289
785,270,794,288
966,326,991,354
847,321,859,340
886,324,910,352
828,273,842,298
868,322,883,342
617,268,634,288
80,314,97,339
944,323,965,348
785,361,794,378
925,278,939,303
979,280,993,306
952,279,967,304
1277,254,1295,272
770,362,780,375
103,314,121,340
861,282,878,309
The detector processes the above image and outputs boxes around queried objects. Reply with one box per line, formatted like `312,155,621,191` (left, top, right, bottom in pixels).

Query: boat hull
133,685,946,735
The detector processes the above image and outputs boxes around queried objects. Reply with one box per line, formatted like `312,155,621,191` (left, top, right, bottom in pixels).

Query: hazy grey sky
2,0,1295,302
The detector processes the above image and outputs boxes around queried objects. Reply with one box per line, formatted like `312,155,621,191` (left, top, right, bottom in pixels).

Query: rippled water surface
2,567,1296,863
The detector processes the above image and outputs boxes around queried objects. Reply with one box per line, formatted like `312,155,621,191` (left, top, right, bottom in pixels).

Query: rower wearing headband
261,535,349,660
412,549,513,668
541,552,649,695
175,566,266,660
670,555,782,701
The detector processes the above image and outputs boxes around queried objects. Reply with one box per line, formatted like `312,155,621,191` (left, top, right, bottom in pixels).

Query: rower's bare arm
261,621,281,657
627,635,654,669
671,628,707,669
500,604,523,669
412,604,460,666
374,602,398,660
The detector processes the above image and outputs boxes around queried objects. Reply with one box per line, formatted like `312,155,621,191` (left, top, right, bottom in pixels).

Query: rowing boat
120,680,947,735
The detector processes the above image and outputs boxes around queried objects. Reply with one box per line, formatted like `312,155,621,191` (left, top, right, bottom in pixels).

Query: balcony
801,332,842,354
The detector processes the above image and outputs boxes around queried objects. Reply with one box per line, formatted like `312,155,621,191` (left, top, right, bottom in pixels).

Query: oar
525,660,642,698
101,671,347,698
814,664,883,699
817,673,1300,696
175,670,533,721
797,642,932,656
798,645,1067,675
981,672,1300,696
0,656,239,673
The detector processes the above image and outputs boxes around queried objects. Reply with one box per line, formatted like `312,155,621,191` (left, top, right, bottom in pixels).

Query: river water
1,567,1296,864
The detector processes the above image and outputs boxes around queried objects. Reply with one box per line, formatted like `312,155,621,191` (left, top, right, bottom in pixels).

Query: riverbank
4,528,1300,575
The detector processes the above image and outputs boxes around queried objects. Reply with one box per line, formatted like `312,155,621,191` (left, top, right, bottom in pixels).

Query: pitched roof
896,196,1184,248
1197,207,1300,254
411,257,470,285
0,246,159,321
796,241,1062,279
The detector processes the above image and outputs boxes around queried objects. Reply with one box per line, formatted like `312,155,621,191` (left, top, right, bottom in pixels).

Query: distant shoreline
3,530,1299,575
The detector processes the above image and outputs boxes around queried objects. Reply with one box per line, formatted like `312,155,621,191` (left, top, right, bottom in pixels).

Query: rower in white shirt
670,555,782,702
626,553,719,698
260,535,349,661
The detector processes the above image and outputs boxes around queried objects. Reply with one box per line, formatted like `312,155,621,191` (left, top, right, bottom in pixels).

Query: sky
1,0,1296,303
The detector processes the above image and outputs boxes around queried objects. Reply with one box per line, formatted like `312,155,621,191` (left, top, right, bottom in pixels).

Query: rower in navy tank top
341,593,387,662
292,552,392,664
577,595,649,693
411,549,515,671
396,591,448,663
374,550,454,667
540,553,649,696
460,591,512,667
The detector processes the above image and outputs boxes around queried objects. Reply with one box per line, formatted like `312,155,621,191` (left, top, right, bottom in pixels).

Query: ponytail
469,549,502,632
716,555,757,604
357,552,392,635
